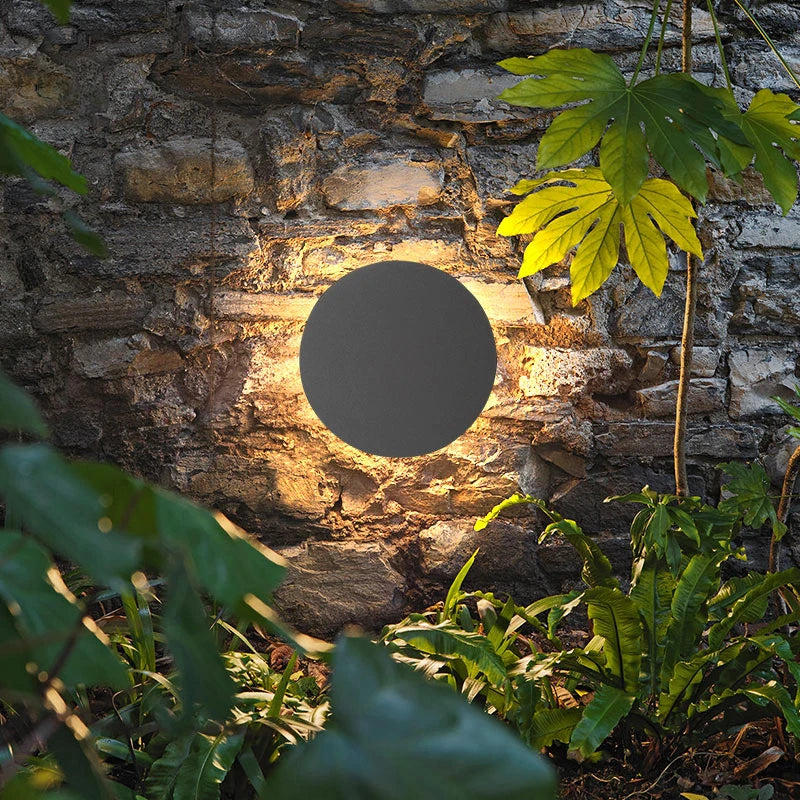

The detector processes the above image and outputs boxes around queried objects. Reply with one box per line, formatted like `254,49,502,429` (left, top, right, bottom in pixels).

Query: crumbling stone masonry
1,0,799,634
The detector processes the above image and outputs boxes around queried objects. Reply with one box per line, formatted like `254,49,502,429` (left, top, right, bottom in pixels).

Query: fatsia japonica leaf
498,168,703,305
498,49,747,203
707,88,800,214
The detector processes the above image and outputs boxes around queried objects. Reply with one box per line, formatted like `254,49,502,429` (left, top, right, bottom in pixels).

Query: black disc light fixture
299,260,497,458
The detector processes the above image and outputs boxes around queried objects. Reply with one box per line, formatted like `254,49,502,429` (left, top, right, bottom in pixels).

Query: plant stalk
674,0,696,497
770,444,800,573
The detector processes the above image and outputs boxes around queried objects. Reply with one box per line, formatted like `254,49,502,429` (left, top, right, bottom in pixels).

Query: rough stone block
213,291,316,322
72,335,182,379
0,53,73,121
34,293,148,333
422,68,521,123
273,540,407,636
116,137,254,204
181,3,302,47
337,0,506,13
461,279,540,324
729,348,798,418
736,215,800,249
519,347,634,398
669,346,720,378
637,378,726,417
480,3,720,53
321,157,443,210
706,167,774,206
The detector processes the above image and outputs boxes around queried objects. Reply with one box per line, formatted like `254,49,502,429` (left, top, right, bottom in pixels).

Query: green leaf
540,517,618,590
71,461,285,613
498,168,702,304
388,622,507,685
498,50,747,202
442,549,478,617
0,445,141,585
63,211,108,259
173,732,244,800
708,574,768,621
266,636,557,800
0,531,128,690
661,553,724,684
0,370,48,437
718,461,786,542
568,685,635,760
722,88,800,214
0,113,86,194
145,734,195,800
49,725,116,800
657,649,711,724
162,561,236,721
629,551,674,697
583,587,642,693
42,0,72,24
474,493,546,531
529,707,583,749
707,568,800,649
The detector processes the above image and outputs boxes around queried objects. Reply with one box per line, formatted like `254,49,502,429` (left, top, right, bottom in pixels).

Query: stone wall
1,0,799,635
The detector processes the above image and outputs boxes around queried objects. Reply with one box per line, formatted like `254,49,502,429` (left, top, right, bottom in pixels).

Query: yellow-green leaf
499,168,702,305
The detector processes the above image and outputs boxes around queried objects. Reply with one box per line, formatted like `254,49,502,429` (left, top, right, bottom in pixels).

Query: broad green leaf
498,168,702,304
0,532,128,690
266,636,557,800
661,553,724,684
71,461,285,613
583,587,641,693
529,707,583,749
708,574,768,621
145,734,195,800
718,461,786,542
0,370,48,437
707,568,800,649
773,384,800,439
498,50,747,202
0,445,141,585
711,88,800,214
629,552,674,697
173,732,244,800
540,517,618,589
0,603,37,695
568,684,635,759
162,561,236,721
657,650,711,724
0,114,86,194
48,726,116,800
388,622,507,685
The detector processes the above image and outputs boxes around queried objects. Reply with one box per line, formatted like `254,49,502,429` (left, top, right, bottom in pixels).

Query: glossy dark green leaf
162,561,236,721
71,461,285,612
0,113,86,194
0,532,128,689
0,370,48,437
0,445,141,585
266,636,557,800
63,211,108,259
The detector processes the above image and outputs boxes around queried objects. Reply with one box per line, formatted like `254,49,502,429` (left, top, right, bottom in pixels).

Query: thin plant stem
733,0,800,90
655,0,674,74
674,0,695,497
771,444,800,573
706,0,733,92
632,0,662,85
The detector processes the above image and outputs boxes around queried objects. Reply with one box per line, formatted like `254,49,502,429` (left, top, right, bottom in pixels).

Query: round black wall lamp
299,260,497,458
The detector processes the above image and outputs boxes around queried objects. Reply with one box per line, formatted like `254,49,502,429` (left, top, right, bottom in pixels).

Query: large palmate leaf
707,87,800,214
499,49,747,203
583,587,642,693
266,636,557,800
568,684,635,760
718,461,786,542
498,168,702,304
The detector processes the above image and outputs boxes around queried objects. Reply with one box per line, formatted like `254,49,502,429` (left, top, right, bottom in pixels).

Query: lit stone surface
321,159,444,210
116,137,254,204
729,349,798,418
